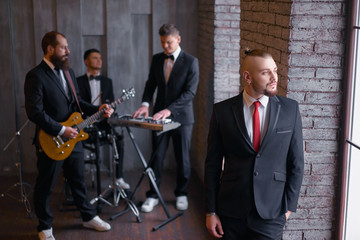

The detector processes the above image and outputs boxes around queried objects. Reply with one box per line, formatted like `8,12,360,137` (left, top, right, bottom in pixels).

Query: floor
0,166,211,240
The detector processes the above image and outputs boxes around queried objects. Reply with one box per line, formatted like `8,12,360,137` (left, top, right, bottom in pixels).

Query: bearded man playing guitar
24,31,114,240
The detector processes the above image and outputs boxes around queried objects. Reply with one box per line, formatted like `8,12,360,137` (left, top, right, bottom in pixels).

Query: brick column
285,1,346,239
214,0,241,102
194,0,240,180
194,0,215,180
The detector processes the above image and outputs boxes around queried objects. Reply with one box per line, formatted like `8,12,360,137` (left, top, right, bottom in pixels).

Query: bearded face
49,34,70,70
50,51,70,70
264,82,278,97
243,56,279,99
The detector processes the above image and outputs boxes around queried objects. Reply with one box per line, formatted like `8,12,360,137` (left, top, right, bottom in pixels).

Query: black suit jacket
141,50,199,124
76,74,114,104
25,60,98,141
205,91,304,220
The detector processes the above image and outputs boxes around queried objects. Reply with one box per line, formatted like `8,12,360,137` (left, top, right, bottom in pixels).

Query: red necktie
253,101,260,152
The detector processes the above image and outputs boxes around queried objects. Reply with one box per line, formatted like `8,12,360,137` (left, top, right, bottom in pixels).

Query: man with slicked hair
205,49,304,239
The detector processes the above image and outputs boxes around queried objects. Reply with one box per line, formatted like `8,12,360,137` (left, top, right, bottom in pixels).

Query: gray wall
0,0,198,174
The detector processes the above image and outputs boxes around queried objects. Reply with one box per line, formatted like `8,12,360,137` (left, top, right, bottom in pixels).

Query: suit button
254,172,259,176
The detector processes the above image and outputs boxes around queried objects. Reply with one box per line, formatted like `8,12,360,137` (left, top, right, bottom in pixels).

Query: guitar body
38,112,89,161
37,87,135,161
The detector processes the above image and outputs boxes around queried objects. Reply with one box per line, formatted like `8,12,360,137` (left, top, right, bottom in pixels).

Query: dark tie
89,75,100,81
253,101,261,152
164,55,174,60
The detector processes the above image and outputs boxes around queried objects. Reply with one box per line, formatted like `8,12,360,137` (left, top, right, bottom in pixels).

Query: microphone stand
1,119,33,218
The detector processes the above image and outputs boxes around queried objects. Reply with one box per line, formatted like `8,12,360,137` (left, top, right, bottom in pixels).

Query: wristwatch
206,212,216,217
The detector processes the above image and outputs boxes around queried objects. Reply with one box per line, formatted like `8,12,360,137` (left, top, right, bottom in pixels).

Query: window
340,0,360,239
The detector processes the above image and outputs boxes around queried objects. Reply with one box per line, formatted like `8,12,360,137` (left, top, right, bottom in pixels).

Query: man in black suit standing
25,31,112,240
205,49,304,239
132,24,199,212
77,48,130,190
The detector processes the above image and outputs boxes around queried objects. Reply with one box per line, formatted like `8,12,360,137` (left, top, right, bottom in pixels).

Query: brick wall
194,0,240,180
213,0,241,102
194,0,215,179
240,0,291,96
286,1,346,239
195,0,347,239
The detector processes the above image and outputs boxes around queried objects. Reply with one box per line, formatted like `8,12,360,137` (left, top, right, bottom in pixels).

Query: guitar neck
77,88,134,130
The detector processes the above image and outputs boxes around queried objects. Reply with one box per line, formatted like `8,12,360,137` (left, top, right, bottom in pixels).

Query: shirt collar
43,57,56,71
243,90,269,108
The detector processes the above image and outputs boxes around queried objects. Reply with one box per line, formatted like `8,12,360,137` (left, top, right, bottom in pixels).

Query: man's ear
47,45,54,55
243,71,251,84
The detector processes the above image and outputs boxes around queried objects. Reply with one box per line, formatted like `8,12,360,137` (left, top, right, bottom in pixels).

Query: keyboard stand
110,126,183,231
90,129,141,223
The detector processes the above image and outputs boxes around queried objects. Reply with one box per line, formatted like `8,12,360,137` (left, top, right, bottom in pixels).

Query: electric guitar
38,87,135,161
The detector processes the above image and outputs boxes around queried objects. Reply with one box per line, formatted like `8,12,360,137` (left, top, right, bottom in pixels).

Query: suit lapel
260,96,281,150
161,51,184,85
231,92,282,152
100,76,106,104
169,51,184,82
63,72,73,101
83,75,92,102
231,92,253,149
159,54,166,84
41,61,70,100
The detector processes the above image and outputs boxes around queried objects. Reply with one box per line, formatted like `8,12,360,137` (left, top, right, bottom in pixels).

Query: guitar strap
64,70,83,114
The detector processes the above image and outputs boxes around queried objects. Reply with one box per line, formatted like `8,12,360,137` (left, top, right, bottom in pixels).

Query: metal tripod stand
89,128,141,223
1,119,33,218
110,126,183,231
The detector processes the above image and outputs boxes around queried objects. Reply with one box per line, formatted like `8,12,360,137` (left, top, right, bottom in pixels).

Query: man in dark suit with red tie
205,49,304,239
77,48,130,190
132,24,199,213
24,31,112,240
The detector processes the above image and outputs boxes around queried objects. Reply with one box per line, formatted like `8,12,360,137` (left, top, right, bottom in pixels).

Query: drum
84,123,110,145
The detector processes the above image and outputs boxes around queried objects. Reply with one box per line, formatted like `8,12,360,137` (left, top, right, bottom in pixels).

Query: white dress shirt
142,46,182,108
87,72,101,105
242,90,270,145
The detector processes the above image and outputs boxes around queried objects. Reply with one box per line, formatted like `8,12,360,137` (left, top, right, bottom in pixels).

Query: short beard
265,88,278,97
251,81,278,98
264,81,278,97
50,54,70,70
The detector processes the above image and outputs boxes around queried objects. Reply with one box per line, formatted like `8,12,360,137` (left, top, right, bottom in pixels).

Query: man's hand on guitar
99,104,114,118
38,89,134,161
63,127,79,139
132,106,149,118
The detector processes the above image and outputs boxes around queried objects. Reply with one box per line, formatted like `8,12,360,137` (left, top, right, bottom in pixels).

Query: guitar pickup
52,137,60,148
57,136,64,145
